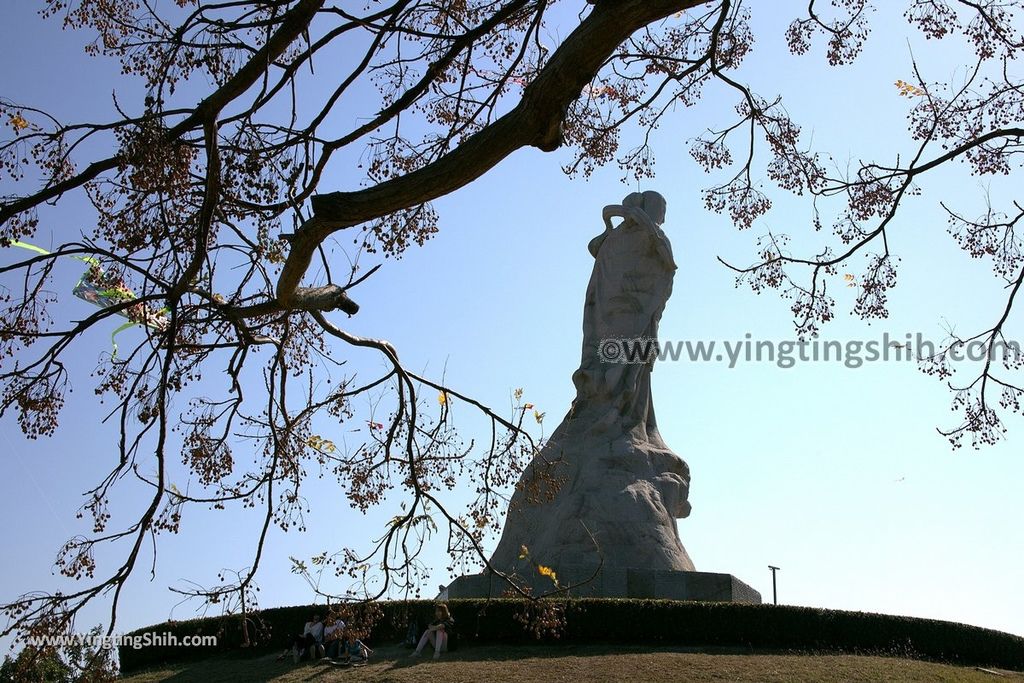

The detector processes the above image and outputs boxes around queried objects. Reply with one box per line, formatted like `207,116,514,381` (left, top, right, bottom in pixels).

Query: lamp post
768,565,780,605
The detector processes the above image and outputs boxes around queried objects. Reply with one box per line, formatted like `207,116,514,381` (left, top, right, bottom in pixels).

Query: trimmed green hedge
118,599,1024,674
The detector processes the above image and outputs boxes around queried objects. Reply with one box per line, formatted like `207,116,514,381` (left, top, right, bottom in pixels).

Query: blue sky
2,0,1023,652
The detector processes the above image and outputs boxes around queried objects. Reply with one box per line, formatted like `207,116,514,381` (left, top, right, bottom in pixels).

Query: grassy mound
120,645,1024,683
118,599,1024,674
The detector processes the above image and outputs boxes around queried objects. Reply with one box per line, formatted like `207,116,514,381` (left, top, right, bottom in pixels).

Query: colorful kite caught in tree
70,262,169,332
7,240,169,354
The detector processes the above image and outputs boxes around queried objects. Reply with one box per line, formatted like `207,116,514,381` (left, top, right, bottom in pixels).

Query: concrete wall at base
447,566,761,604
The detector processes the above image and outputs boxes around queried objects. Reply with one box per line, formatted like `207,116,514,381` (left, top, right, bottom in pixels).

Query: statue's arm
602,205,626,232
591,205,627,257
623,206,676,270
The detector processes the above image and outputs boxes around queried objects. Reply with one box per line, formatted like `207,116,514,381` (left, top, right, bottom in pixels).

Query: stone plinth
447,565,761,603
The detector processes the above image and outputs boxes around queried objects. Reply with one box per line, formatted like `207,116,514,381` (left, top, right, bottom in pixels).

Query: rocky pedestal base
447,565,761,603
487,417,697,573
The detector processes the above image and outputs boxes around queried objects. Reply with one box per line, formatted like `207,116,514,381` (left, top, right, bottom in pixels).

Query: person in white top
283,613,324,663
324,618,346,660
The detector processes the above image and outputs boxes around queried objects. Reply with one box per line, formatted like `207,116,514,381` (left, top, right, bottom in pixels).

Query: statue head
622,190,667,226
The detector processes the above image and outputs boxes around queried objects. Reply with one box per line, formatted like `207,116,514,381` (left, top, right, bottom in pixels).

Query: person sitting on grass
323,615,373,665
342,636,374,665
323,616,346,660
410,603,453,660
278,613,324,663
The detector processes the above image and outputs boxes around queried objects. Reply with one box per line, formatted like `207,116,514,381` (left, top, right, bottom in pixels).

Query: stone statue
488,190,695,582
572,190,676,437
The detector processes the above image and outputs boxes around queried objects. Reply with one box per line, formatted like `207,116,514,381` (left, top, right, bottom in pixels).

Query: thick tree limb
277,0,709,306
234,284,359,318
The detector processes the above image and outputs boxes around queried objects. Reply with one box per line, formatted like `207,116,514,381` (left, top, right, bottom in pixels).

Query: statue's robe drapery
571,212,676,445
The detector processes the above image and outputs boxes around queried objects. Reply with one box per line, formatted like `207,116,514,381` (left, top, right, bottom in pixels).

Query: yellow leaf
534,410,546,424
438,391,447,405
307,435,336,453
514,388,523,401
9,113,29,132
537,564,558,585
518,545,529,560
894,79,925,97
